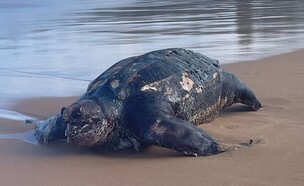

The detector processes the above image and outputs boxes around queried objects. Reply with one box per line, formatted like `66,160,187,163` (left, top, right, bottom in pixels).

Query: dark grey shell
82,48,223,125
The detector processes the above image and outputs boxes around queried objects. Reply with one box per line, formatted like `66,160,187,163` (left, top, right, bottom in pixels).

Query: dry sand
1,49,304,186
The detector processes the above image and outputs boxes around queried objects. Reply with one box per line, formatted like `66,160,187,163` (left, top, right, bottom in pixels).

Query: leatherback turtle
35,48,261,156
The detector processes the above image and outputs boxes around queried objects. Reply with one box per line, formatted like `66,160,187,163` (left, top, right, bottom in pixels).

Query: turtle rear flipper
221,72,262,111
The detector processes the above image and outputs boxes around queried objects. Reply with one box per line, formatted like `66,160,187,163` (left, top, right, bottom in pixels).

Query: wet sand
1,49,304,186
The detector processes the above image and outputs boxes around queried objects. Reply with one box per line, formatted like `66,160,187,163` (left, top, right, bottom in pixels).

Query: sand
1,49,304,186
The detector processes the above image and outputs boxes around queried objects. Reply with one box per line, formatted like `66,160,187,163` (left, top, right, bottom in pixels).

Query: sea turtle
35,48,261,156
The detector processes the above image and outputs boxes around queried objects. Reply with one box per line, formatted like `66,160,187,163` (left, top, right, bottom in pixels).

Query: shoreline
1,49,304,185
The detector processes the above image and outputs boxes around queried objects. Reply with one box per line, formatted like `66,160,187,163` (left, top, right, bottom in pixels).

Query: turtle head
62,99,114,146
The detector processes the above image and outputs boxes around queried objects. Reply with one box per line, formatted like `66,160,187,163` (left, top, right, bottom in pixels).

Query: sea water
0,0,304,110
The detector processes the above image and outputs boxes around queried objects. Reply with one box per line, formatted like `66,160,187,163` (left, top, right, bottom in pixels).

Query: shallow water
0,108,36,121
0,0,304,105
0,107,38,143
0,130,38,145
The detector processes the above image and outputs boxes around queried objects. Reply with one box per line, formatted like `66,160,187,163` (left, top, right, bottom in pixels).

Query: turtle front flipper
35,113,66,143
145,115,223,156
123,95,223,156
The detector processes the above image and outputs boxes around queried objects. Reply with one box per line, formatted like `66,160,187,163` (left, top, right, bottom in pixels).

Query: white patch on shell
180,73,194,92
141,84,158,91
213,72,219,79
110,79,120,89
185,93,190,99
165,86,181,102
195,85,204,93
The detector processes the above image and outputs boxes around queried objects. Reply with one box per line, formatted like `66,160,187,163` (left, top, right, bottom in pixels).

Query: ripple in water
0,108,38,144
1,0,304,103
0,130,38,145
0,108,37,121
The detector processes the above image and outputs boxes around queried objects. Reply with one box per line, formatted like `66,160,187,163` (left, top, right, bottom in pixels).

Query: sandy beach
1,49,304,186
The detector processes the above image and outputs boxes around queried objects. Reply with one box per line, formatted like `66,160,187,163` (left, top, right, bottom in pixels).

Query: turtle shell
84,48,221,102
